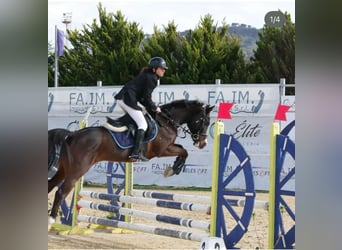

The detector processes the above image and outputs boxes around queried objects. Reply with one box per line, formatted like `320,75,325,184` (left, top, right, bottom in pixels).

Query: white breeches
116,99,148,131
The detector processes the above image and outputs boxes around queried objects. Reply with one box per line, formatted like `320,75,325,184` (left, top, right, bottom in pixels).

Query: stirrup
128,153,149,162
128,153,140,159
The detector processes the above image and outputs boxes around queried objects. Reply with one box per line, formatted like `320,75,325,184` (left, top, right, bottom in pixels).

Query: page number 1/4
264,11,285,28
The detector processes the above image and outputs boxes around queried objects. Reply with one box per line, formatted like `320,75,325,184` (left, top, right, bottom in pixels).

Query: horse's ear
206,105,215,113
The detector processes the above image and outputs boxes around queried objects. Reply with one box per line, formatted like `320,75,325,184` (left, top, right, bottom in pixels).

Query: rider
110,57,167,160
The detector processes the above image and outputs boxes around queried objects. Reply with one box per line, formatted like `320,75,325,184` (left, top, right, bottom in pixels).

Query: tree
48,42,55,86
141,14,247,84
57,3,145,86
140,21,185,83
180,14,247,83
247,12,295,91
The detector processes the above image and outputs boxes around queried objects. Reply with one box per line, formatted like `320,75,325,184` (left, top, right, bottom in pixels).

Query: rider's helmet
148,57,168,69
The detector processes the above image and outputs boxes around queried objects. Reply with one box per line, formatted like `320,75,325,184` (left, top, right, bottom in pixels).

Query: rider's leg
129,129,145,159
117,100,147,159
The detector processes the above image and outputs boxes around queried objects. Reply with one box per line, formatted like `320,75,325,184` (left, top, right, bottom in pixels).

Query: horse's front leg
163,143,188,177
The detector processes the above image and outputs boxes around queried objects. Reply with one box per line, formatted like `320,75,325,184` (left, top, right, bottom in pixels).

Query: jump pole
209,120,224,236
268,122,280,248
124,162,133,222
132,190,268,210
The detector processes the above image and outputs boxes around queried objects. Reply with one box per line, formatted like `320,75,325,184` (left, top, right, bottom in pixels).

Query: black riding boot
129,129,145,160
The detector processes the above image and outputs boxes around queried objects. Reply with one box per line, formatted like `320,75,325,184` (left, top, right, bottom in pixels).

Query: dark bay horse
48,99,214,224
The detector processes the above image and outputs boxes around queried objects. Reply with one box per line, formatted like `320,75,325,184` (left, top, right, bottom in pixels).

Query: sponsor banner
218,117,274,154
48,84,294,191
251,154,295,191
48,84,279,118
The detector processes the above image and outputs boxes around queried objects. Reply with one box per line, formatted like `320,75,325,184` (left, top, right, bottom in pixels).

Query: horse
48,99,214,224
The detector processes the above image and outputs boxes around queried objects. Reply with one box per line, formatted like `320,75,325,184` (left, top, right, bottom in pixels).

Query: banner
48,84,294,191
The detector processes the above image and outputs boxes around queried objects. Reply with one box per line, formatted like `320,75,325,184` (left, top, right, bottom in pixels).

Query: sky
48,0,295,45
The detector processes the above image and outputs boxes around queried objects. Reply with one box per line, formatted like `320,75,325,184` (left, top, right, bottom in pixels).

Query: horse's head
186,103,215,149
160,100,214,149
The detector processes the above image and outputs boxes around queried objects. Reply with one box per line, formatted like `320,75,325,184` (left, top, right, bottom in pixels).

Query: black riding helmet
148,57,168,69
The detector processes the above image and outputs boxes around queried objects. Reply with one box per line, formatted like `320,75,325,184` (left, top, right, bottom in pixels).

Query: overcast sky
48,0,295,44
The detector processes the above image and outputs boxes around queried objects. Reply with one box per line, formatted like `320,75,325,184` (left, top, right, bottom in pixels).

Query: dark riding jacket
115,71,158,114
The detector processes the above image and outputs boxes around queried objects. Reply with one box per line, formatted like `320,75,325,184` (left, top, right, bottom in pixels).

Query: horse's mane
160,99,204,111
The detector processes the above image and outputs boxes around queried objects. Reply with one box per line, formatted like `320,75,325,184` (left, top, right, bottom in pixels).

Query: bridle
185,108,209,143
186,114,209,143
157,108,209,144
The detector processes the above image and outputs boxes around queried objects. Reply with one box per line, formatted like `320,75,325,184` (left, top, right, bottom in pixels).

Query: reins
157,111,182,130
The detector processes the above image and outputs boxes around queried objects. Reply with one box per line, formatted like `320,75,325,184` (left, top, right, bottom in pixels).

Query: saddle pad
107,120,158,149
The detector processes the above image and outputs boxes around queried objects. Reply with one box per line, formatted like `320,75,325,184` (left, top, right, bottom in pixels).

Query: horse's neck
169,108,193,125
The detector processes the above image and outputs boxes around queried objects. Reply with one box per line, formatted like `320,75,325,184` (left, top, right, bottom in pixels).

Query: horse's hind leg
48,168,64,193
49,178,76,225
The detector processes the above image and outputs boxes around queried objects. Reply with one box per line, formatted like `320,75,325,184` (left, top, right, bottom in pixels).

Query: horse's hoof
48,216,55,231
163,167,174,177
48,216,55,225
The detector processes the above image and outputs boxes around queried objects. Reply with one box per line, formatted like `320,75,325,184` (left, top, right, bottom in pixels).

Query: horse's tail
48,129,73,169
65,133,73,145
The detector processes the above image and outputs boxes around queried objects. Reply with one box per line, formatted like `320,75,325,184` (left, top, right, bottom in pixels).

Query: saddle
105,112,154,136
104,113,158,150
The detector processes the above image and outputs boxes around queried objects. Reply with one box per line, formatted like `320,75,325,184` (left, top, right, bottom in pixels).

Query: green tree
140,21,185,83
180,14,246,84
48,42,55,86
247,12,295,91
57,3,145,86
141,14,247,84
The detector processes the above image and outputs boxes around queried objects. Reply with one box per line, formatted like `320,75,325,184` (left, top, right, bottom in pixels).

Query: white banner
48,84,295,191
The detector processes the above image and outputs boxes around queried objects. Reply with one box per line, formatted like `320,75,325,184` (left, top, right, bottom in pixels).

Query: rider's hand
155,107,161,113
